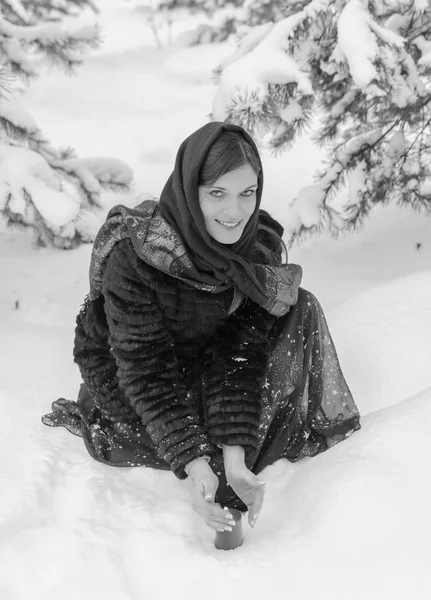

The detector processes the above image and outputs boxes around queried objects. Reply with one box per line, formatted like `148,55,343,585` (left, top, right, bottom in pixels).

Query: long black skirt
42,289,361,512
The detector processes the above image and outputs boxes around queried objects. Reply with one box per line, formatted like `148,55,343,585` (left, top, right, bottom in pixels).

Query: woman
42,121,361,543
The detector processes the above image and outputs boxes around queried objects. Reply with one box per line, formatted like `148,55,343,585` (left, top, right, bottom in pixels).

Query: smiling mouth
215,219,243,229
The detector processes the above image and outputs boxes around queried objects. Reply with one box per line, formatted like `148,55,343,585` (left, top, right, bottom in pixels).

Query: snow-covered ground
1,1,430,599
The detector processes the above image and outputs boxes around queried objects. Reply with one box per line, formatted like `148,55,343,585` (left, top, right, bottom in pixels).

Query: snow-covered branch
0,3,134,249
212,0,431,242
0,2,100,80
0,92,133,248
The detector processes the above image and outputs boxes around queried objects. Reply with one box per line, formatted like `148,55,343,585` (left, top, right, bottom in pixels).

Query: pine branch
2,187,80,249
403,116,431,156
267,110,313,154
0,15,101,82
215,0,431,243
224,87,275,137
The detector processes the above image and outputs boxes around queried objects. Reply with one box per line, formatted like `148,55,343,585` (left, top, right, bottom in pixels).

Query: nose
222,195,243,219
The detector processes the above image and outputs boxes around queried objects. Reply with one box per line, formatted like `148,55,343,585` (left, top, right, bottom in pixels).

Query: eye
209,189,256,198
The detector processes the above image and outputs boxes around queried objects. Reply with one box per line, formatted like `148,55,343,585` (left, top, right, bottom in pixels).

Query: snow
5,0,32,23
279,98,303,123
336,0,380,88
419,179,431,196
385,13,410,35
0,92,39,133
1,0,431,598
0,37,38,77
0,77,133,242
57,157,134,194
330,89,358,118
0,144,80,228
289,183,323,229
212,13,314,121
343,127,383,158
414,35,431,65
381,130,406,176
414,0,429,11
347,160,367,206
0,15,99,45
336,1,425,107
418,50,431,68
368,19,405,49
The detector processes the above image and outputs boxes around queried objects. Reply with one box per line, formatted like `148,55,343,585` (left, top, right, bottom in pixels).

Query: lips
215,219,243,229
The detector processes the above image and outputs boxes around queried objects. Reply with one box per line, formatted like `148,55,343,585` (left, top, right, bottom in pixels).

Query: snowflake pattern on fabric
42,288,360,511
250,289,361,473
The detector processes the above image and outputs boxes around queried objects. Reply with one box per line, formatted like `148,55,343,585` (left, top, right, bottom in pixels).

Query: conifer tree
3,0,98,23
212,0,431,241
0,0,133,248
152,0,242,45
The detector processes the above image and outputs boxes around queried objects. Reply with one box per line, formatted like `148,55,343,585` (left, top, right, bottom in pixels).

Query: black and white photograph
1,0,430,598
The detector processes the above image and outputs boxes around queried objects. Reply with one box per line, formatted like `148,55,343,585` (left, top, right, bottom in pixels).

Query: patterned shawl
89,199,302,317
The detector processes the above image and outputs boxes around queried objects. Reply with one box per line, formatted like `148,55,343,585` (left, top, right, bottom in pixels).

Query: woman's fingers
206,502,235,523
191,470,266,530
248,483,266,526
225,467,267,527
189,476,243,532
230,481,258,507
239,487,255,506
208,508,237,532
193,495,235,531
205,511,235,532
188,470,237,532
211,515,235,527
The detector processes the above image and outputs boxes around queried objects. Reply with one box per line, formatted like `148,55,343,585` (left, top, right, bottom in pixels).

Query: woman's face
198,163,258,244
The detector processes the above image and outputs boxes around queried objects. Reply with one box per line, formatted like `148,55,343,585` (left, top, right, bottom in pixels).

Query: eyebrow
208,184,258,190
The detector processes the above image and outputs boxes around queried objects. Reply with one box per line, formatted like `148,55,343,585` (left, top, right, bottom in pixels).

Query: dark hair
198,131,261,187
198,131,286,314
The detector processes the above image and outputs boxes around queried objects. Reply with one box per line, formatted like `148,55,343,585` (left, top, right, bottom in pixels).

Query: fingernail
228,520,236,526
257,480,266,486
225,526,232,532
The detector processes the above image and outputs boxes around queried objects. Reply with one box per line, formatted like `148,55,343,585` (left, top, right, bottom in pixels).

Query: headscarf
89,122,302,316
158,121,302,309
159,122,262,270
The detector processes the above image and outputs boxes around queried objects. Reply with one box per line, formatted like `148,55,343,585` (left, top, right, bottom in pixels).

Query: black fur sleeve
74,295,136,422
202,298,276,463
100,240,215,479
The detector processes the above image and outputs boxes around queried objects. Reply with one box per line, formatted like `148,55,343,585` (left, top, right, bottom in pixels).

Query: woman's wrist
184,455,211,477
221,445,246,473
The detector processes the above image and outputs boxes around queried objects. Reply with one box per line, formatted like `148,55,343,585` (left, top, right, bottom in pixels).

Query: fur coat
73,237,279,479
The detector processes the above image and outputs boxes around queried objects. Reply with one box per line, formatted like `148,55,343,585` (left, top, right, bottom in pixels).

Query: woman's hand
187,460,237,533
226,465,266,527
